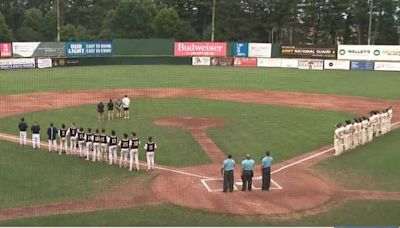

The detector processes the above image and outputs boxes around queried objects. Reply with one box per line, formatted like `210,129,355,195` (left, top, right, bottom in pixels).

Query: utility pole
211,0,216,42
57,0,61,42
367,0,373,45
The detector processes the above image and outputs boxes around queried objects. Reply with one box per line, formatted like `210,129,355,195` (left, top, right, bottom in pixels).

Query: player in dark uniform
144,136,157,171
107,99,114,121
108,130,118,165
119,133,131,168
97,101,105,121
58,123,68,155
68,123,78,155
85,128,94,160
18,117,28,146
129,132,140,171
92,129,101,162
77,127,86,157
100,128,108,162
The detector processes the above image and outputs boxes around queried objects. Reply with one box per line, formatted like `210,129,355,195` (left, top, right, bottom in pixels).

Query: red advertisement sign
0,43,12,57
174,42,226,57
233,57,257,67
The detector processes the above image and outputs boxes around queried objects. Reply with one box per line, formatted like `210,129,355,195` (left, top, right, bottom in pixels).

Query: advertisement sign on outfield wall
280,58,299,68
257,58,282,68
338,45,400,61
234,57,257,67
37,58,53,68
323,60,350,70
0,58,35,70
374,62,400,71
210,57,233,66
192,57,211,66
281,45,337,59
234,42,249,57
174,42,227,57
298,59,324,70
350,61,374,71
66,41,113,57
248,43,272,58
34,42,65,57
12,42,40,57
0,43,12,57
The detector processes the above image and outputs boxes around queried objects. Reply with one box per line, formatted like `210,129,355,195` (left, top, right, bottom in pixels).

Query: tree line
0,0,399,44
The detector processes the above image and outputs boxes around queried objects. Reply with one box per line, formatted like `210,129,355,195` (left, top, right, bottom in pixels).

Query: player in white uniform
334,123,343,156
85,128,94,160
369,112,378,140
122,95,131,119
352,119,360,148
380,111,388,135
92,129,101,162
387,107,393,132
58,124,68,155
360,117,369,145
343,120,353,151
129,132,140,171
108,130,118,165
100,128,108,162
77,127,86,157
144,136,157,171
68,123,78,155
119,134,131,168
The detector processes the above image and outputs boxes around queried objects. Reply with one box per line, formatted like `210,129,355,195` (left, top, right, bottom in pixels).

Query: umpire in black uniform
221,154,235,192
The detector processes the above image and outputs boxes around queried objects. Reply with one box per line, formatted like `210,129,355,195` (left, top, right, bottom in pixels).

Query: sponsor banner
350,61,374,71
323,60,350,70
12,42,40,57
0,43,12,57
374,62,400,71
192,57,211,66
33,42,65,57
338,45,400,61
0,58,35,70
281,45,337,59
37,58,52,69
298,59,324,70
257,58,282,68
210,57,233,67
66,41,113,57
53,58,81,67
234,42,249,57
234,57,257,67
248,43,272,58
174,42,226,57
280,58,299,68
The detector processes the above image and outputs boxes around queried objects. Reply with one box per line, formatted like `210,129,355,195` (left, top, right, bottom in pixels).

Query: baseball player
352,118,360,148
343,120,353,151
144,136,157,171
77,127,86,157
18,117,28,146
380,110,388,135
377,111,383,137
47,122,58,152
370,111,378,139
31,121,41,149
129,132,140,171
68,123,78,155
367,115,374,143
387,106,393,132
100,128,108,162
85,128,94,160
360,117,369,145
334,123,342,156
119,133,131,168
122,95,131,119
92,129,101,162
115,99,122,118
108,130,118,165
107,99,114,121
58,123,68,155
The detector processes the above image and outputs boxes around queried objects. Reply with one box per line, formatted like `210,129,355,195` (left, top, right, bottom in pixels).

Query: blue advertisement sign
66,41,112,57
350,61,374,71
234,42,248,57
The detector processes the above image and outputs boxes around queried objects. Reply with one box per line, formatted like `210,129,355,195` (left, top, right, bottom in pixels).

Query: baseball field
0,65,399,226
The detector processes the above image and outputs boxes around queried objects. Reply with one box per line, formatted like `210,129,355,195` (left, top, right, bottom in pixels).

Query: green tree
0,11,12,41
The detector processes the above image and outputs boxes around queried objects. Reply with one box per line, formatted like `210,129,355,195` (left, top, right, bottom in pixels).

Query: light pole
367,0,373,45
211,0,216,42
57,0,61,42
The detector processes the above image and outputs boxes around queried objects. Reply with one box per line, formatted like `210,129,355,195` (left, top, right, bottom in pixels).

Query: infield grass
0,140,146,209
2,200,399,226
0,66,399,99
315,127,400,192
0,98,353,166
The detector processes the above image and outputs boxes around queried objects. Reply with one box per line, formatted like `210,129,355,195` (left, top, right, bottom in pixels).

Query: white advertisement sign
298,59,324,70
374,62,400,71
338,45,400,61
192,57,211,66
248,43,272,58
324,60,350,70
280,58,299,68
37,58,53,69
257,58,281,67
0,58,35,70
12,42,41,57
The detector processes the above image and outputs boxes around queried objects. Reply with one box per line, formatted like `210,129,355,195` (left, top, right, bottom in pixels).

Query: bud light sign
66,41,112,57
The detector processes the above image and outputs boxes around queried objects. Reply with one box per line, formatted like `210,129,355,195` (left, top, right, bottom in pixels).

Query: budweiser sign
174,42,226,57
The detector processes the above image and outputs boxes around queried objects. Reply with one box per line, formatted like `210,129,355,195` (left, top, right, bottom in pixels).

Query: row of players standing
334,107,393,156
18,120,157,172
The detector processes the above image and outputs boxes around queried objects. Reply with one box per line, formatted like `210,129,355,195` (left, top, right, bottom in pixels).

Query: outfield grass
0,99,353,166
0,140,145,209
2,200,399,226
0,66,399,99
315,128,400,192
